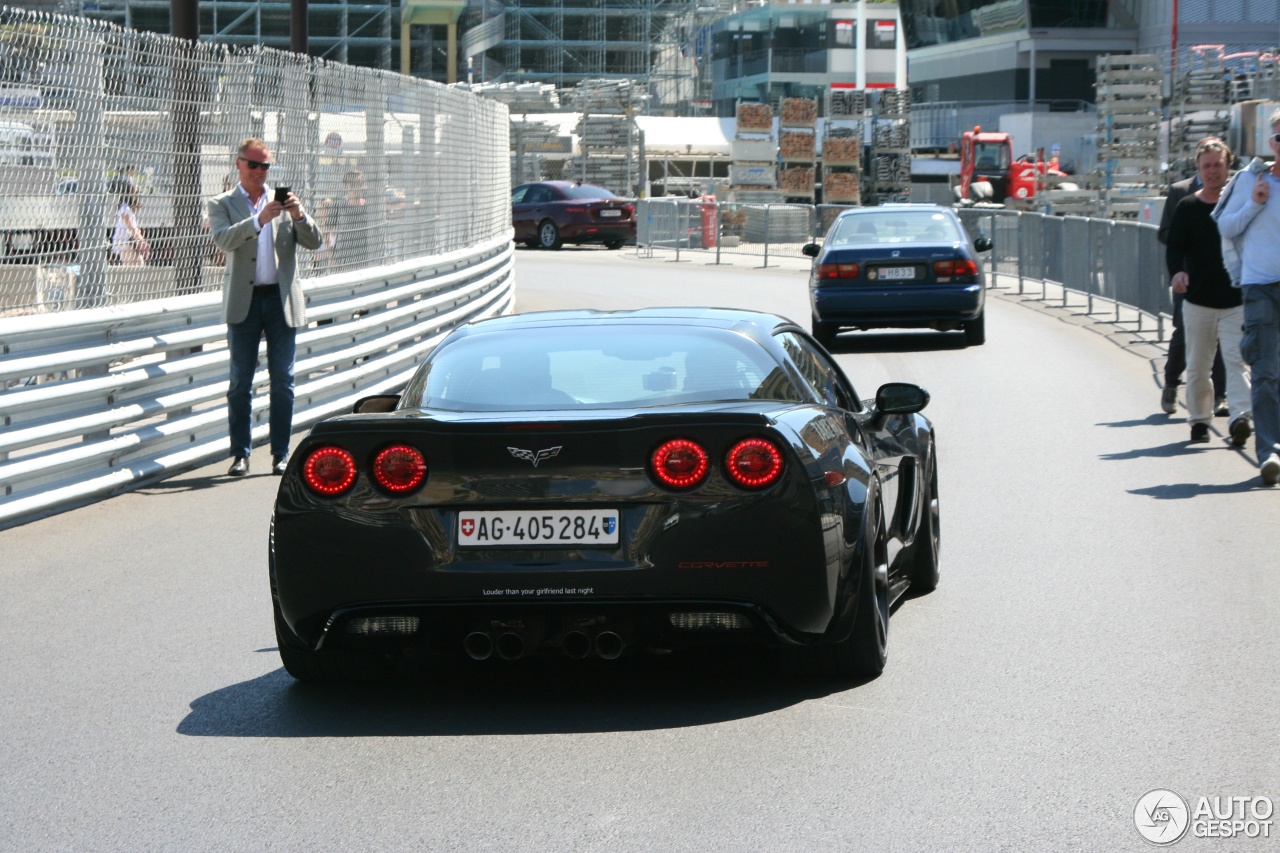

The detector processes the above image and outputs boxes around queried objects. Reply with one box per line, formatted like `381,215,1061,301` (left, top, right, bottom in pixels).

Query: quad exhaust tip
463,631,493,661
495,631,527,661
562,630,592,659
593,630,625,660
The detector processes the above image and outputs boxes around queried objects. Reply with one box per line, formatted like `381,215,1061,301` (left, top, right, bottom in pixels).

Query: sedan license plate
599,209,622,218
877,266,916,280
458,509,620,547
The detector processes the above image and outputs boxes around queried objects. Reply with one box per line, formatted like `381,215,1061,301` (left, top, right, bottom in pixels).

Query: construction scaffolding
63,0,400,69
472,0,697,112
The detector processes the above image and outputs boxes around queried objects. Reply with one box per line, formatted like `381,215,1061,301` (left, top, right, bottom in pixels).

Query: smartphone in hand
274,186,291,205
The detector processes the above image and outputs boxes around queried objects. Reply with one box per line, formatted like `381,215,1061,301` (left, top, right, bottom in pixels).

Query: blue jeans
1241,284,1280,463
227,287,297,459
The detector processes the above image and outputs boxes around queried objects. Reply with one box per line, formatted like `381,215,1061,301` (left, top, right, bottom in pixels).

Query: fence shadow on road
177,650,858,738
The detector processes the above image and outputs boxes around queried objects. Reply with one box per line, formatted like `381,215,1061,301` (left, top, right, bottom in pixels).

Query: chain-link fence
0,6,510,316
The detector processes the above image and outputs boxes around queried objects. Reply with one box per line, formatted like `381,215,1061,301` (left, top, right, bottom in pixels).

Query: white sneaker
1262,454,1280,487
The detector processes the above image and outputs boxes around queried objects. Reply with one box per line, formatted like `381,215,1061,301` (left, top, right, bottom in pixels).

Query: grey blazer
207,187,323,328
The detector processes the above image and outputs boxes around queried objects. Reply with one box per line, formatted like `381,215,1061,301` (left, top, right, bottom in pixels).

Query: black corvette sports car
271,308,940,681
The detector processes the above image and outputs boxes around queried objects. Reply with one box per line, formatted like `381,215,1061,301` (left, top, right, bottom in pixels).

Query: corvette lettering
678,561,769,569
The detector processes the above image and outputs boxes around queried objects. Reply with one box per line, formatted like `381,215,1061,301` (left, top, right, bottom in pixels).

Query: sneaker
1189,423,1210,444
1229,417,1252,448
272,454,288,476
1215,397,1230,417
228,456,249,477
1262,454,1280,486
1160,385,1178,414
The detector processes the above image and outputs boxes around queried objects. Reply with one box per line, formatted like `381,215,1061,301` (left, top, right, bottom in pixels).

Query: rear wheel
964,311,986,346
604,237,624,250
908,451,940,593
811,315,839,349
805,493,889,679
274,601,329,682
538,220,563,250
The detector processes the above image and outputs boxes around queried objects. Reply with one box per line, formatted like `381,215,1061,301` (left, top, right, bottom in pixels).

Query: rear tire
804,493,889,679
908,451,940,593
604,237,624,250
964,311,985,346
274,602,329,682
538,220,563,250
811,316,839,349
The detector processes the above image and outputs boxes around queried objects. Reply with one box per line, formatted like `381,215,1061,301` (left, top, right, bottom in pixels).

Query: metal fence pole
762,204,770,269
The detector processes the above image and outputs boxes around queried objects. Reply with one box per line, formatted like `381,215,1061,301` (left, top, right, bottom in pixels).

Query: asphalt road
2,245,1277,852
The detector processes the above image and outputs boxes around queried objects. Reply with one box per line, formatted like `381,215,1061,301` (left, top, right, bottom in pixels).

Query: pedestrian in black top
1157,136,1228,416
1165,140,1252,446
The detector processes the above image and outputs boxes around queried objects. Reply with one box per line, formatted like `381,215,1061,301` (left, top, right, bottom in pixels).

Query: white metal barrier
0,235,516,528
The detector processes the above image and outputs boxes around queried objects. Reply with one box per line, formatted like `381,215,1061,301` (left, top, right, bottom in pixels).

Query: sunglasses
238,157,271,171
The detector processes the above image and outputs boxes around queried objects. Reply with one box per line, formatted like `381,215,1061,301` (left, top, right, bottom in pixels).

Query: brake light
564,206,587,214
303,446,357,496
622,203,635,216
817,262,859,280
725,438,783,489
933,259,979,276
650,439,709,489
371,444,427,494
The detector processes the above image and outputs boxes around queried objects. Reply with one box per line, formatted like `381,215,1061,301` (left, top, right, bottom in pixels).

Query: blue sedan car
803,205,992,347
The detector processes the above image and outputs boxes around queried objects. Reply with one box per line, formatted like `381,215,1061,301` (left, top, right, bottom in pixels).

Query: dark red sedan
512,181,636,250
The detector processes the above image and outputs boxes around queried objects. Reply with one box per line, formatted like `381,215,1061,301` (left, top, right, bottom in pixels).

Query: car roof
452,307,800,344
838,203,952,216
517,180,599,189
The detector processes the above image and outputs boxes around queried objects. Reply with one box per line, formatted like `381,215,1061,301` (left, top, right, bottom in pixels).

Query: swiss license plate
878,266,916,280
458,509,620,547
599,209,622,218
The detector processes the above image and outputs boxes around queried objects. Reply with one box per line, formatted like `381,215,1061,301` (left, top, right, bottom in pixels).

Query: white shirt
238,183,279,286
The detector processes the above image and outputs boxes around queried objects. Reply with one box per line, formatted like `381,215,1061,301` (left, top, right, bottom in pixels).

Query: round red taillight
302,446,357,496
725,438,783,489
372,444,427,494
650,439,709,489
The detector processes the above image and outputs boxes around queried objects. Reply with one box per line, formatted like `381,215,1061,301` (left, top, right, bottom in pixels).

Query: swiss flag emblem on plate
461,519,475,536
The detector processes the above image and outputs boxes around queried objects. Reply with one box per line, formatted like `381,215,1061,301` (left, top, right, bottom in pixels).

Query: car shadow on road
825,331,970,354
177,650,859,738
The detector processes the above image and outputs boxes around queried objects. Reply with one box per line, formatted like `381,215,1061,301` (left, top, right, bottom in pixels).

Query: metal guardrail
956,208,1169,339
0,235,516,529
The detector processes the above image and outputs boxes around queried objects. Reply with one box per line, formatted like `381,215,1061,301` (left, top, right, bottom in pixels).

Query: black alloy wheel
805,488,889,679
908,450,940,593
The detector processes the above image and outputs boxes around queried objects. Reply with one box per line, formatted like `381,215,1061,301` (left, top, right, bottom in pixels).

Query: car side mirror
973,236,993,252
802,242,821,257
874,382,930,415
353,394,400,414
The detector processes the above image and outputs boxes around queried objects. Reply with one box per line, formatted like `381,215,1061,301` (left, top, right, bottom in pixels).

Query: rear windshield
561,184,618,200
404,325,803,411
830,210,961,246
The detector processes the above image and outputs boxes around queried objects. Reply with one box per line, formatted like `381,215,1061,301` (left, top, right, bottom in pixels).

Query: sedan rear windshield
561,184,618,200
830,210,961,246
406,326,803,411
